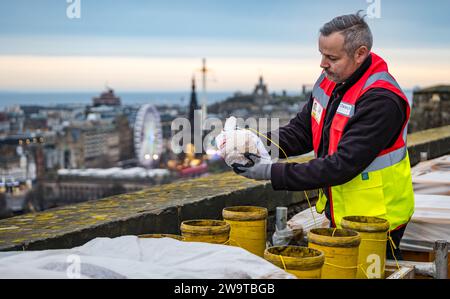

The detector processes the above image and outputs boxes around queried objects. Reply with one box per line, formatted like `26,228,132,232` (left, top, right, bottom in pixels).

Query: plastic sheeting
287,155,450,253
0,236,295,279
412,155,450,196
287,195,450,252
401,194,450,252
403,155,450,251
272,226,295,246
287,208,329,234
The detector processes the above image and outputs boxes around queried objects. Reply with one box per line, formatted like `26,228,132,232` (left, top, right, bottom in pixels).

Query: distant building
92,88,121,107
208,76,272,118
40,167,171,205
253,76,272,105
116,115,134,161
301,84,313,97
0,113,9,137
6,108,25,134
63,120,121,169
0,134,46,212
410,85,450,133
189,76,200,138
187,76,204,156
24,114,48,132
207,75,305,126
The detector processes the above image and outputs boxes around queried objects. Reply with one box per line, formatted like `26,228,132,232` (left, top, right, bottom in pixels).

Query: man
232,12,414,259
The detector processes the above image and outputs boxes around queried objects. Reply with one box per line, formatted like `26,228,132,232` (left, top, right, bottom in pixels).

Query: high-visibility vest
312,53,414,231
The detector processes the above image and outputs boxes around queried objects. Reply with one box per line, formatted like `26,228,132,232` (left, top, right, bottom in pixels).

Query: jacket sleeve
270,89,407,191
266,96,314,159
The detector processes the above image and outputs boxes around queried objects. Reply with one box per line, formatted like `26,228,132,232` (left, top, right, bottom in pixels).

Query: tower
92,87,121,107
188,76,199,138
253,75,269,97
200,58,209,122
187,76,203,158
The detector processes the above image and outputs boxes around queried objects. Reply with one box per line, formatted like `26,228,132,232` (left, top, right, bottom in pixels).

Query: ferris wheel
134,104,163,168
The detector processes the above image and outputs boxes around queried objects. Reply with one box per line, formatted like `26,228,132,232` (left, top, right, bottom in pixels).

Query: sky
0,0,449,92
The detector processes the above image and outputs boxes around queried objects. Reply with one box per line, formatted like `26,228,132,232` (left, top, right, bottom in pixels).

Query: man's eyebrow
319,50,337,58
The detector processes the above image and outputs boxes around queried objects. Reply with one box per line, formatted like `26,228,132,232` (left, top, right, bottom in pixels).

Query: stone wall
0,126,449,251
409,86,450,133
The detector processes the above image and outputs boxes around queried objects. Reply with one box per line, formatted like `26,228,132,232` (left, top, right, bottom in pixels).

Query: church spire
188,76,199,139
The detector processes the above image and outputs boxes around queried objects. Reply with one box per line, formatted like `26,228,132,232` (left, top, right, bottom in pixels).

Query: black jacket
267,54,407,219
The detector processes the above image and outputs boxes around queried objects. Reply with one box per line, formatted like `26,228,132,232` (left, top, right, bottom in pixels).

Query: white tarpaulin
412,155,450,196
287,194,450,252
287,155,450,252
401,193,450,251
287,208,329,234
404,155,450,251
0,236,295,279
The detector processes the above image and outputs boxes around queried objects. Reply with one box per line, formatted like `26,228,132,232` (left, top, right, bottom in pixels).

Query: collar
334,54,372,96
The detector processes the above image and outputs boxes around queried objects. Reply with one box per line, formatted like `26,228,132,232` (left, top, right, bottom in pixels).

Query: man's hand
232,153,272,180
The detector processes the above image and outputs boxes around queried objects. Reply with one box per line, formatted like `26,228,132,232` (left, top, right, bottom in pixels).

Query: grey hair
320,11,373,56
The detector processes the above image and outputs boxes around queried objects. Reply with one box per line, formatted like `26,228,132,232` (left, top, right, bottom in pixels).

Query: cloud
0,55,315,91
0,47,449,92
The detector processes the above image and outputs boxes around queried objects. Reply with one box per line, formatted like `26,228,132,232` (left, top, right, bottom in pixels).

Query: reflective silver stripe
363,71,413,109
364,71,411,142
312,73,330,108
363,71,401,91
313,72,326,90
402,125,408,143
408,95,413,107
363,146,407,173
312,87,330,108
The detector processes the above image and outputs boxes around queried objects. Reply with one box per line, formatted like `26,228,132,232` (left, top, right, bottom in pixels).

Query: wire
244,127,400,275
245,127,318,227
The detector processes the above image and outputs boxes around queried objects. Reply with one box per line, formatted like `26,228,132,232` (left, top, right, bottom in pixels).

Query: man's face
318,32,360,83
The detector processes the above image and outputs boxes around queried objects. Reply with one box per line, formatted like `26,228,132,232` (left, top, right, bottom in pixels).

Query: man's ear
354,46,369,64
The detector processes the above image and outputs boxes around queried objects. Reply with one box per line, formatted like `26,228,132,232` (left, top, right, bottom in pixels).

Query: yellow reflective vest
312,53,414,231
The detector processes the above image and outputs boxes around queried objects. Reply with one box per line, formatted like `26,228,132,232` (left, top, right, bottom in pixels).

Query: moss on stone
0,126,449,250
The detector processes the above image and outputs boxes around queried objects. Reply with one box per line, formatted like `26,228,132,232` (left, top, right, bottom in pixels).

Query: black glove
232,153,272,180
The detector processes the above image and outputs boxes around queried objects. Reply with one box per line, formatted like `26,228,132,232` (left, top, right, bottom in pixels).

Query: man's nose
320,56,329,69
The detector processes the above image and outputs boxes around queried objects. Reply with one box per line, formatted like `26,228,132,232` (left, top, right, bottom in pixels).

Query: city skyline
1,0,449,92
